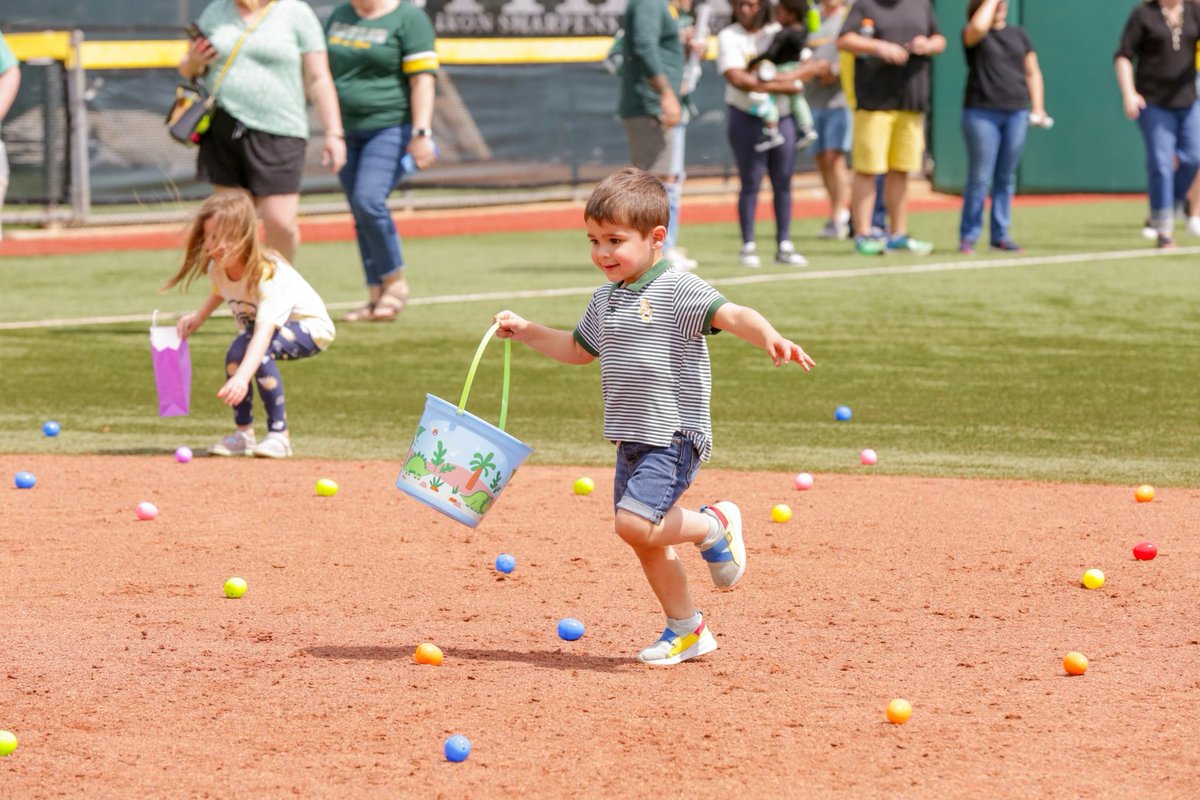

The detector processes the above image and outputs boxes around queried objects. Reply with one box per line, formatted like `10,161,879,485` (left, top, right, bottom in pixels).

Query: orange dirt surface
2,455,1198,798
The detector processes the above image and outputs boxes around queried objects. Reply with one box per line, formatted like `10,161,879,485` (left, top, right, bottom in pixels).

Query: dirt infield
3,455,1198,798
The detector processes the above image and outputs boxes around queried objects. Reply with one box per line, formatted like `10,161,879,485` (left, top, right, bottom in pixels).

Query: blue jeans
613,434,701,524
665,121,688,251
960,107,1029,244
727,105,798,244
339,125,410,287
1136,102,1200,230
226,321,322,432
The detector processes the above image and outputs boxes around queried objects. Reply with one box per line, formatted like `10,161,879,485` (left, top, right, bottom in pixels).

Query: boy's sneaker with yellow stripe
698,501,746,589
637,615,718,666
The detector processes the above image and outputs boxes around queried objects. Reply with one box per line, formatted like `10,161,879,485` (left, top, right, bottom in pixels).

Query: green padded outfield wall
931,0,1146,194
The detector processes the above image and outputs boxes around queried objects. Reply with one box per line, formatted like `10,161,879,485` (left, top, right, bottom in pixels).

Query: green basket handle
458,321,511,431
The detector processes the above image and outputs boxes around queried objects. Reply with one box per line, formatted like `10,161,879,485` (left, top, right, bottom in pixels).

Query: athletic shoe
208,429,255,457
699,501,746,589
854,235,886,256
886,234,934,256
1156,233,1176,249
818,219,850,240
739,241,761,268
252,431,293,459
774,240,809,267
959,240,975,255
795,126,820,152
637,616,719,666
1141,219,1159,241
665,247,698,271
990,239,1024,253
1187,216,1200,238
753,127,786,153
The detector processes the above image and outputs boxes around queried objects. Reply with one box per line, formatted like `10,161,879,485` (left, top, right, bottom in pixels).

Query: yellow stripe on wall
5,33,714,70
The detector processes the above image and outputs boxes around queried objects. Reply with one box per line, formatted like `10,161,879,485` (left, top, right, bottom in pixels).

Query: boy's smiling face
586,217,666,285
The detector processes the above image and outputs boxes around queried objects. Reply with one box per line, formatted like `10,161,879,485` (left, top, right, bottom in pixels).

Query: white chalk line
1,245,1194,331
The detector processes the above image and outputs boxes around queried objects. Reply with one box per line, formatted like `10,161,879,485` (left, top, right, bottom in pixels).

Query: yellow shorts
851,110,925,175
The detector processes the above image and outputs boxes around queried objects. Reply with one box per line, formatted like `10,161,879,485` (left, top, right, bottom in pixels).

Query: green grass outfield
2,198,1198,486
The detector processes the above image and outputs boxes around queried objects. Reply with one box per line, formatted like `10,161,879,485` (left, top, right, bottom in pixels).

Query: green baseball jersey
325,2,438,131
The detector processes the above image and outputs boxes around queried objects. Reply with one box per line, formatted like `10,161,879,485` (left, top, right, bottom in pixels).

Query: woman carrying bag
179,0,346,263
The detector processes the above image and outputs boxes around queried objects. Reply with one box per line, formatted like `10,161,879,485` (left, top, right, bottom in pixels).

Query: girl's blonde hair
163,190,274,291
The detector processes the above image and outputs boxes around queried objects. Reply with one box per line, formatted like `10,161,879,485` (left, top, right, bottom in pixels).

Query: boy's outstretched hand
493,309,529,341
767,335,816,370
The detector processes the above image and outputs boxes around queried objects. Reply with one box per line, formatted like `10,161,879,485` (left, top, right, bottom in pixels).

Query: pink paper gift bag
150,316,191,417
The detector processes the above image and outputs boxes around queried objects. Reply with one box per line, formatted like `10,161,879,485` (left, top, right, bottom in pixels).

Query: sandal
371,281,410,322
341,304,376,323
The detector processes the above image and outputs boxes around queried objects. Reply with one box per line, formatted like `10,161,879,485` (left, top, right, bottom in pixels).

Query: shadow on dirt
303,645,631,672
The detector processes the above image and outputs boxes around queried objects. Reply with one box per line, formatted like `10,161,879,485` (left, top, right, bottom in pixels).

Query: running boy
493,168,815,666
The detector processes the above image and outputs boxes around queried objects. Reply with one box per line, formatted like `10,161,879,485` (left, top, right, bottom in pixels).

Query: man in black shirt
839,0,945,255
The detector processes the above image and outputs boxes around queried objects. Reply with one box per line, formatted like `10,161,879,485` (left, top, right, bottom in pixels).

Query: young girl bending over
494,168,815,665
164,191,335,458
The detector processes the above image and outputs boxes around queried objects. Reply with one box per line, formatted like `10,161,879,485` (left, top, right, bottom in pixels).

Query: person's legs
1171,102,1200,213
766,114,799,247
0,140,8,241
960,107,1002,247
664,121,687,254
612,437,735,665
884,170,910,236
989,109,1029,247
728,105,769,258
336,132,382,319
251,321,322,435
224,331,257,430
1137,103,1179,236
255,193,301,263
850,110,891,241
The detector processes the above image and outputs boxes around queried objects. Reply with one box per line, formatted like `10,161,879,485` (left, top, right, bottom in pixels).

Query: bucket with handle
396,322,533,528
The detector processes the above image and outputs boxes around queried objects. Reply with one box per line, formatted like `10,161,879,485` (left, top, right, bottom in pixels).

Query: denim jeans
338,125,411,286
1136,102,1200,231
959,107,1029,245
613,434,702,524
665,122,687,251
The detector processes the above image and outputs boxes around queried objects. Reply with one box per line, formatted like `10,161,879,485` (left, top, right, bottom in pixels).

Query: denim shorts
812,107,853,155
613,434,701,524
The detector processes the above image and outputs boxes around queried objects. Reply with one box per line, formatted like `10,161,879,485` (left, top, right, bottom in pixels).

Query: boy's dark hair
585,168,669,234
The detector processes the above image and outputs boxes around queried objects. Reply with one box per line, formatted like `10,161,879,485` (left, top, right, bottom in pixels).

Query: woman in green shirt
179,0,346,263
326,0,439,322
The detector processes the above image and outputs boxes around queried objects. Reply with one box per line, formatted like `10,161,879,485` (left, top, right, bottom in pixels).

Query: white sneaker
252,431,293,459
775,240,809,267
1141,219,1159,241
1187,216,1200,238
637,616,719,666
208,429,255,457
739,242,761,268
699,501,746,589
753,127,786,153
665,247,698,271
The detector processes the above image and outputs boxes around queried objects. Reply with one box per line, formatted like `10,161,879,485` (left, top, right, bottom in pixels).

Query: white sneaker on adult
775,240,809,267
1187,216,1200,238
739,242,761,268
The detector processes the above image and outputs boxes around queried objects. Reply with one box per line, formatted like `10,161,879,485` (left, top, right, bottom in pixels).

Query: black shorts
196,106,308,197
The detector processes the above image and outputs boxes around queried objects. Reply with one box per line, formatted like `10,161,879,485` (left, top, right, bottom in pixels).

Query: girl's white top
717,21,783,113
208,256,336,348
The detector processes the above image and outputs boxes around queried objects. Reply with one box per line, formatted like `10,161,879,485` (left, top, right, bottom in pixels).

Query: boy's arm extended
494,309,595,366
711,302,815,370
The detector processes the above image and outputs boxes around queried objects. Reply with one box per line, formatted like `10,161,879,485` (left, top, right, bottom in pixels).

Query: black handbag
166,83,214,145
